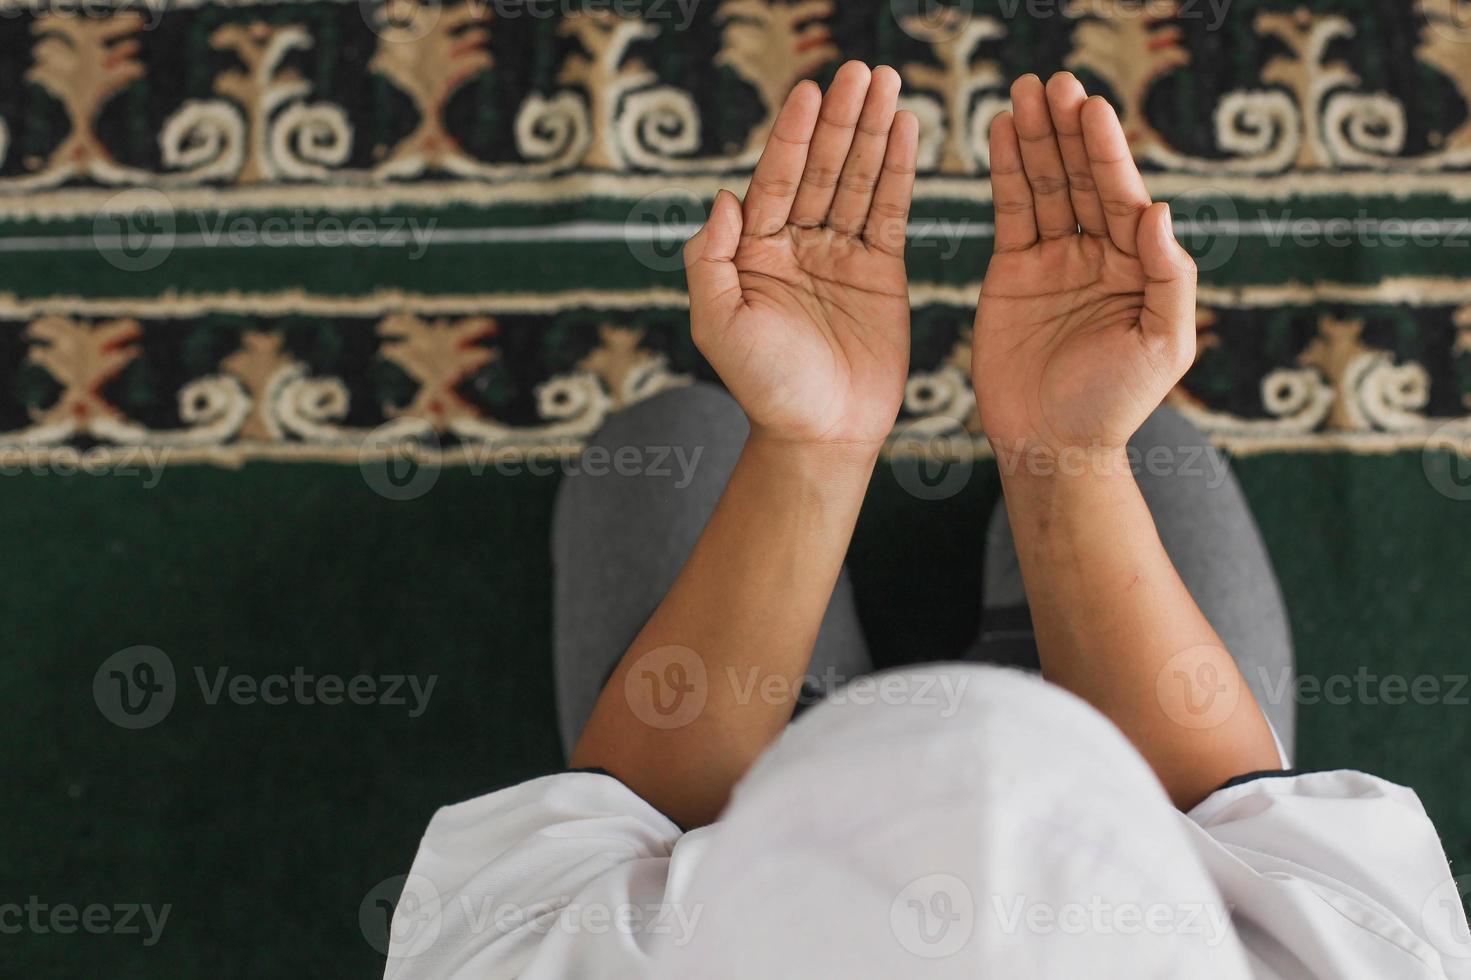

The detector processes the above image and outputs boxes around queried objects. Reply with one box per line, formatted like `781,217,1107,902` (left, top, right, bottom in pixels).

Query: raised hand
973,72,1198,457
683,62,919,450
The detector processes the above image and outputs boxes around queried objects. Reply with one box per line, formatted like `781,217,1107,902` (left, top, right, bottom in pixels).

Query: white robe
383,664,1468,979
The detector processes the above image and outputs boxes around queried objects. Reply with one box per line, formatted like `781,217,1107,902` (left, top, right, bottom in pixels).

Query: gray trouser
552,383,1295,760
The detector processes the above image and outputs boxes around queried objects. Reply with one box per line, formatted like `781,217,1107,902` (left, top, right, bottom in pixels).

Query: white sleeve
1183,770,1470,980
382,772,703,980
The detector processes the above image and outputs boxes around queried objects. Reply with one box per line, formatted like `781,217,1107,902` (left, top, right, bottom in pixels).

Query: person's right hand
972,72,1198,457
683,62,918,452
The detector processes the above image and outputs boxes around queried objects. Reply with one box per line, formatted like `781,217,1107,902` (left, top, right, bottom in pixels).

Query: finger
1081,96,1151,255
1136,201,1197,373
1010,74,1076,239
863,109,918,256
789,61,872,229
684,190,745,323
828,64,902,235
744,81,821,237
988,111,1036,252
1045,71,1107,238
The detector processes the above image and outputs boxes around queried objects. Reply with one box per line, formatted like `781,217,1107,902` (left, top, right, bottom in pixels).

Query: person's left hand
683,62,919,451
972,73,1198,457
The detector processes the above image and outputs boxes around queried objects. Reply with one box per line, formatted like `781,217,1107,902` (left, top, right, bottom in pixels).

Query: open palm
974,73,1198,455
685,63,918,449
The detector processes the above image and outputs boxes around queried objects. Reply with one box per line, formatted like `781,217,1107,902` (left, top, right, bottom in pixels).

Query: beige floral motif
25,316,142,427
1298,315,1371,430
1297,314,1431,432
379,313,499,429
899,327,981,436
715,0,837,151
1417,0,1471,151
371,1,494,175
25,14,146,182
1453,304,1471,411
221,331,297,440
212,22,324,183
943,327,983,432
900,10,1005,174
558,12,659,169
1453,303,1471,357
942,327,973,374
1194,306,1221,356
1255,9,1357,169
1065,0,1189,152
576,325,669,409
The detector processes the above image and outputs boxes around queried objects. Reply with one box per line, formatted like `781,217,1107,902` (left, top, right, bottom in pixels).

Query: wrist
989,437,1132,487
994,441,1144,557
743,428,881,491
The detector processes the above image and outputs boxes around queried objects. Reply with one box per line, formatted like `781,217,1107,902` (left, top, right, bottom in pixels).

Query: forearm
569,432,877,828
998,447,1281,809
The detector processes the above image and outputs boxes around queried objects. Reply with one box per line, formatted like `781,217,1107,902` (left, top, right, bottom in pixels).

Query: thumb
1136,201,1197,368
683,189,744,322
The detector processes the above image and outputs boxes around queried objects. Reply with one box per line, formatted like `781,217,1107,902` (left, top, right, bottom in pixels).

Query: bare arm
570,63,918,829
570,437,876,827
973,73,1280,810
999,460,1279,810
